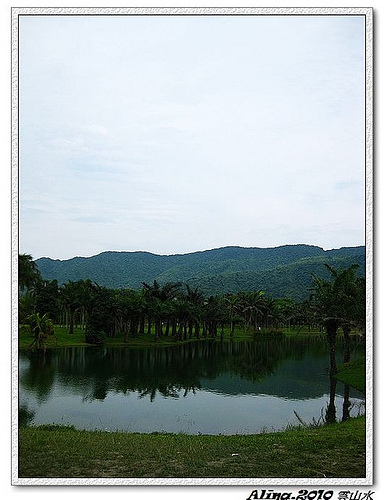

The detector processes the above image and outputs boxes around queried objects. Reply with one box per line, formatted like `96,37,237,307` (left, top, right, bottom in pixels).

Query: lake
19,337,365,435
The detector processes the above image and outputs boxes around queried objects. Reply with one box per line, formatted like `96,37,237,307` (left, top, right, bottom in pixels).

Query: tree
238,290,266,333
18,254,42,323
142,281,181,340
84,285,115,344
224,294,240,338
59,281,82,335
184,285,205,339
34,280,60,323
27,312,55,351
117,289,145,340
18,291,36,324
311,264,365,374
18,254,41,292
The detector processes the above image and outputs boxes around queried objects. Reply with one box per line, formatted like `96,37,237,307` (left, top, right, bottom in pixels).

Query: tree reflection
325,377,337,424
19,351,56,403
325,377,355,425
19,338,363,407
18,403,35,427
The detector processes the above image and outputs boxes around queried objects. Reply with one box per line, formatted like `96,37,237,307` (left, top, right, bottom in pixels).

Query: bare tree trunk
147,317,152,335
164,319,170,336
342,384,351,421
68,309,74,335
325,319,338,376
342,324,351,364
194,321,200,339
230,320,234,338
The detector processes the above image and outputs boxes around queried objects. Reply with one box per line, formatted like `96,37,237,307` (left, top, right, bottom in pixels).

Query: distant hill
35,244,365,301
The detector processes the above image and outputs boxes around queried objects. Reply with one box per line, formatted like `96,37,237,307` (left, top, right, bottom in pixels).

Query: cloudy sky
18,13,366,260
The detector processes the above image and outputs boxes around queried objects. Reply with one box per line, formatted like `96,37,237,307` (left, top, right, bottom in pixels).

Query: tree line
18,253,365,373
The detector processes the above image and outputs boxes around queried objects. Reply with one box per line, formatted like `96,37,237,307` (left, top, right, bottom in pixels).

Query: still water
19,338,365,435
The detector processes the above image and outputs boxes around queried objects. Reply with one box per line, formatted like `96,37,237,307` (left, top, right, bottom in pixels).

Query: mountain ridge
37,243,343,261
35,244,365,301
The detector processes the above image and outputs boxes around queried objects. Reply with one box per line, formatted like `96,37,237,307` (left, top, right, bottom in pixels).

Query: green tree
34,280,60,323
184,285,205,339
142,281,181,340
27,312,55,351
59,281,82,335
311,264,365,374
18,291,36,324
18,254,41,292
84,286,115,344
18,254,42,322
224,293,241,338
238,290,266,333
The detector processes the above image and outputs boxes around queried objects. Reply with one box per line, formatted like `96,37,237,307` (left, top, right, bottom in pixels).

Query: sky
18,13,367,260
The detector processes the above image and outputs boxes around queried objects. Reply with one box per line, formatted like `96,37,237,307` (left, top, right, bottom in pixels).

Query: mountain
35,244,365,301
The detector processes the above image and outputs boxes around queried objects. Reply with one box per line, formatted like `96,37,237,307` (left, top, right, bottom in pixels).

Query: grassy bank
334,357,366,392
18,324,286,350
18,417,365,479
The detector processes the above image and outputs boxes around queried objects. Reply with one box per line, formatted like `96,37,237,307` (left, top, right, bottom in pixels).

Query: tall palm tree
18,254,41,322
34,279,60,323
224,293,240,338
27,312,54,351
59,281,82,335
185,285,205,339
238,290,266,333
142,281,181,340
18,253,41,292
311,264,364,374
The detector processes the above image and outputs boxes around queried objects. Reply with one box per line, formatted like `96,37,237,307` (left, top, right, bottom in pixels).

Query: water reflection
19,338,365,434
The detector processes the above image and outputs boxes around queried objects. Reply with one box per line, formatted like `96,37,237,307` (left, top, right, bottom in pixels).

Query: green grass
18,324,274,350
20,323,359,351
335,358,366,392
18,417,366,479
19,325,89,349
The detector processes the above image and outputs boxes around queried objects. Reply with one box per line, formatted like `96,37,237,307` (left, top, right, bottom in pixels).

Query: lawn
18,417,366,479
18,323,280,349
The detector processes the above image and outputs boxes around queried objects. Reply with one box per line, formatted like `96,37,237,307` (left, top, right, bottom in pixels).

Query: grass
19,323,358,351
18,417,366,479
335,357,366,392
18,324,279,350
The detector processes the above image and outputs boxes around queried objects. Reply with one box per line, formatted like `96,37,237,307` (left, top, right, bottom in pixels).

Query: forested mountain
35,244,365,301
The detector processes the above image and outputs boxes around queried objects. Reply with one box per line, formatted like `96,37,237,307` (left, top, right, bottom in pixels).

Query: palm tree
18,253,41,292
27,312,54,351
18,290,36,324
142,281,181,340
118,289,145,340
34,279,60,323
311,264,364,374
185,285,205,339
18,254,41,323
224,293,240,338
59,281,82,335
84,285,116,344
339,274,365,363
238,290,266,333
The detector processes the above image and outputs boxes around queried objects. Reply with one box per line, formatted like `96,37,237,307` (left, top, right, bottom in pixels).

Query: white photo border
11,6,374,487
